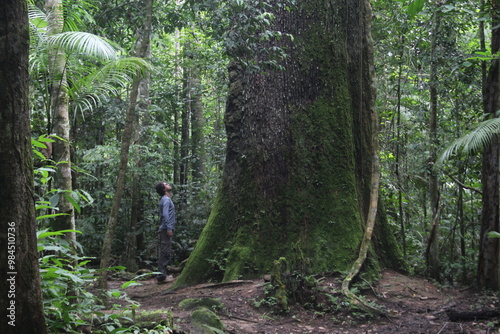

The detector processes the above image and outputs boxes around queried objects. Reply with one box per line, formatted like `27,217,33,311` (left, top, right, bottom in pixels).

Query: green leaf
36,213,70,220
63,193,81,214
47,32,117,61
37,229,82,239
488,231,500,239
36,204,55,210
438,117,500,164
407,0,426,19
121,280,141,289
32,138,47,148
33,150,47,160
37,135,56,143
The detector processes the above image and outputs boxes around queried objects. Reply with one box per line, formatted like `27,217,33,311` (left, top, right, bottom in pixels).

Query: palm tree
29,2,148,242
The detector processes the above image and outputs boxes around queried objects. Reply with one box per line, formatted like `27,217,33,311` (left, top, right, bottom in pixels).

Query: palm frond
28,4,47,28
47,32,117,61
28,5,48,48
69,57,151,115
437,117,500,165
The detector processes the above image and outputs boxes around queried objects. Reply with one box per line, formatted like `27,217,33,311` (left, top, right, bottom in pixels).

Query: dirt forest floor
111,269,500,333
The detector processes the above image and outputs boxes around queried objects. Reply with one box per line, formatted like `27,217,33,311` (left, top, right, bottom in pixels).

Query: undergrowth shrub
38,229,175,333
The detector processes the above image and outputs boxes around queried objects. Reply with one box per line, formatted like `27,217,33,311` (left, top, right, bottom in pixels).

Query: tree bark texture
45,0,76,239
0,1,48,332
478,0,500,290
176,0,402,285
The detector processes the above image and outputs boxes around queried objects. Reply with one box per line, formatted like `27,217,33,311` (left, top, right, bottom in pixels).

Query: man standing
155,182,176,283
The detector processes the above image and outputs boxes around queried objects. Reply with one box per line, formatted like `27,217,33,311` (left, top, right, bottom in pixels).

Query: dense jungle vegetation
2,0,499,333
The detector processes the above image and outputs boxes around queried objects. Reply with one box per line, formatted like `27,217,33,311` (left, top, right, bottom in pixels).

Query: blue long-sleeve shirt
158,195,176,231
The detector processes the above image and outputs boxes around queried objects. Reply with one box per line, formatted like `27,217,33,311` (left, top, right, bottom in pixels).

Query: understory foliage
38,229,175,333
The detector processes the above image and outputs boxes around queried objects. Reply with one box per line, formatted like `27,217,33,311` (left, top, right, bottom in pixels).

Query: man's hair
155,182,173,196
155,182,166,196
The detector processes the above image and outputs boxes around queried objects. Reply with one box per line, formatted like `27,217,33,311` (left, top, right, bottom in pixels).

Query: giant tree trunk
176,0,402,285
478,0,500,290
45,0,75,241
0,2,47,332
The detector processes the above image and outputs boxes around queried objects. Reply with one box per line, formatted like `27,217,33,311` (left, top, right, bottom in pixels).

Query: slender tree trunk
191,65,205,183
395,34,406,258
99,0,152,289
180,64,191,186
172,0,182,185
480,0,487,107
125,41,151,272
0,2,47,332
478,0,500,290
175,0,402,286
426,3,442,281
45,0,75,241
125,177,141,272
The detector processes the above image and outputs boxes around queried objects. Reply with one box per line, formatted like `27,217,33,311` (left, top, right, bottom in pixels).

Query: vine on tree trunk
341,0,385,318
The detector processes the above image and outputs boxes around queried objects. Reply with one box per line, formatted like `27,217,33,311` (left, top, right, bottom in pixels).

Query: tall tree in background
176,0,402,285
124,12,153,272
0,1,47,333
99,0,152,288
45,0,75,241
478,1,500,290
426,1,444,282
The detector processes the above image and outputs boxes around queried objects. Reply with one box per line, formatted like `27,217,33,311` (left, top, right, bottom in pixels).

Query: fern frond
47,32,117,61
438,117,500,165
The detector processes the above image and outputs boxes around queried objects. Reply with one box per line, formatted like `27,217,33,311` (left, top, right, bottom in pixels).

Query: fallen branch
195,280,255,290
446,309,500,321
219,314,260,323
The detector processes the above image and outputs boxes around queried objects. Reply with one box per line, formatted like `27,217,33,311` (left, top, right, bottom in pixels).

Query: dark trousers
158,231,172,277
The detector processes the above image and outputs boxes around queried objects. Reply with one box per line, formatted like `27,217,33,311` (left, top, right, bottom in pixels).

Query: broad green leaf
407,0,426,19
121,280,141,289
47,32,117,61
63,193,81,214
32,138,47,148
37,229,81,239
36,213,70,220
488,231,500,239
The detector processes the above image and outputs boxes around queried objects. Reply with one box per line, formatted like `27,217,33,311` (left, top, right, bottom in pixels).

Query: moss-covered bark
175,0,402,286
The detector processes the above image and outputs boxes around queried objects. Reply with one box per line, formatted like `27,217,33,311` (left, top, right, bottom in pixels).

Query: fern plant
438,117,500,165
